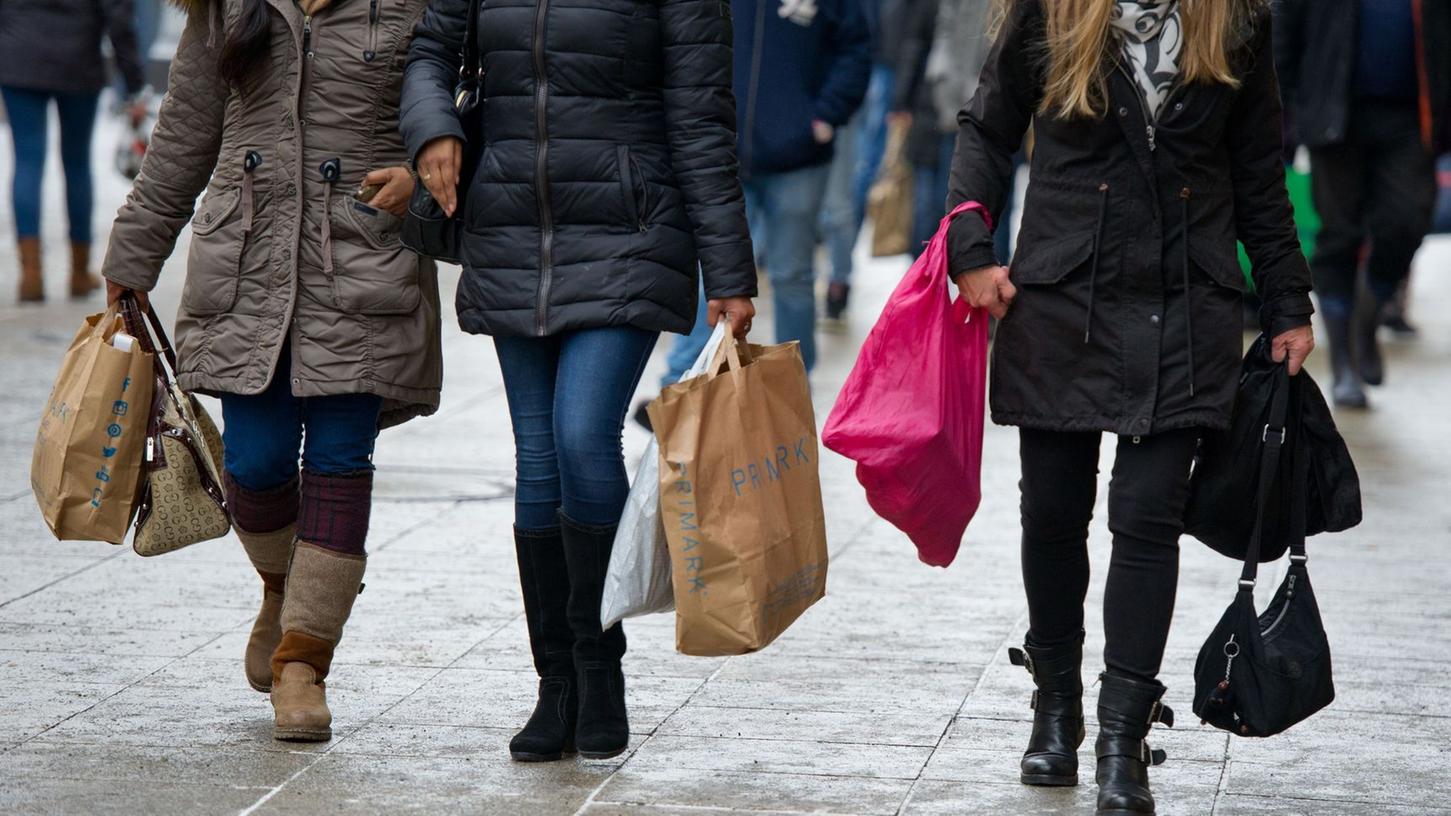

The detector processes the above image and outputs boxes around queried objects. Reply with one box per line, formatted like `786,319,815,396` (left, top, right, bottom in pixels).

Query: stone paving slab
4,122,1451,814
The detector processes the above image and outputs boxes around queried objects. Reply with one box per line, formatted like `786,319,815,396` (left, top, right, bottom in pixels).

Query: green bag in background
1240,166,1318,291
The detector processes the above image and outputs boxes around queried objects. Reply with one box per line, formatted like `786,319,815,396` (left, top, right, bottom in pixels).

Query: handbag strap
1238,362,1292,590
118,293,180,382
460,0,482,87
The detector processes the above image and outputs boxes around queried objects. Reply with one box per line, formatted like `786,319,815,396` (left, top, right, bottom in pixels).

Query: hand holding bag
1192,363,1335,737
119,296,230,557
401,0,483,263
823,201,992,567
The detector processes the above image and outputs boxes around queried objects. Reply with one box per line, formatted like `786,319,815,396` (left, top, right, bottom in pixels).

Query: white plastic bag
601,322,728,628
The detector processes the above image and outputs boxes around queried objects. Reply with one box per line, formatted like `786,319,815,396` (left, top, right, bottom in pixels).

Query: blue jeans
496,327,659,530
744,163,832,373
852,65,896,235
820,113,862,286
1,86,100,242
912,133,958,251
220,352,383,492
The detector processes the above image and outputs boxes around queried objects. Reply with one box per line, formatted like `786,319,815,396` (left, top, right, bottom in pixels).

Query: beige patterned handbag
121,297,230,556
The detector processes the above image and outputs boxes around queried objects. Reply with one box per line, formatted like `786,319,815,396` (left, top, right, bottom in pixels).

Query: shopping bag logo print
667,461,708,596
730,438,812,496
91,378,138,507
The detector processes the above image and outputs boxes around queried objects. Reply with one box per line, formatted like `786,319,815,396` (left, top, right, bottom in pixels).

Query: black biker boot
1095,673,1174,816
1322,303,1368,409
559,512,629,759
509,527,579,762
1008,632,1086,786
1353,288,1387,387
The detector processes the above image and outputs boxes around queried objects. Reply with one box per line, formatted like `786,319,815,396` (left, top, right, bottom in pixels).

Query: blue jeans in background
1,86,100,242
663,281,711,387
220,352,383,492
851,64,896,235
912,133,958,251
820,113,862,287
744,163,832,374
496,327,659,531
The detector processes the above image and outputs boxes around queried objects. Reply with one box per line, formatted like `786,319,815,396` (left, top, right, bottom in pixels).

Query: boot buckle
1138,740,1167,765
1148,701,1174,728
1029,689,1039,711
1008,647,1035,677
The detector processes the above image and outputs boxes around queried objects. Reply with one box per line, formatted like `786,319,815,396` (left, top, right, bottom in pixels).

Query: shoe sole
273,727,332,742
578,747,627,760
510,749,577,763
248,679,272,694
1096,810,1154,816
1021,772,1078,787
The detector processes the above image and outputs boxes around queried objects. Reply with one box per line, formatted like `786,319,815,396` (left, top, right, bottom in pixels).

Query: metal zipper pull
1146,125,1156,152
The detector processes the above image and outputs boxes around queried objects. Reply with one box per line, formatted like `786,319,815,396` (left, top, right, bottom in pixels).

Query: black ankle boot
1095,673,1174,816
1323,306,1368,409
1009,633,1085,786
1353,289,1386,386
509,527,579,762
559,513,629,759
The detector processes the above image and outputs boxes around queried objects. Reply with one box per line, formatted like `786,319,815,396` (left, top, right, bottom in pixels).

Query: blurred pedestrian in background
1274,0,1451,408
733,0,871,374
1,0,146,303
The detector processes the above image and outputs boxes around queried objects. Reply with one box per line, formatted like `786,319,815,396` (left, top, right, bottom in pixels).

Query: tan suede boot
17,238,43,303
270,542,366,742
69,242,101,299
237,525,296,693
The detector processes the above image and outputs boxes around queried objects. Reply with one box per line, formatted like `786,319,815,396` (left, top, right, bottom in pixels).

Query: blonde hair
994,0,1254,120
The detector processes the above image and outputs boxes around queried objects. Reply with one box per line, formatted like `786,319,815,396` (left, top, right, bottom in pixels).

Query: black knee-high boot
1009,631,1085,786
1095,673,1174,816
510,527,579,761
559,512,629,759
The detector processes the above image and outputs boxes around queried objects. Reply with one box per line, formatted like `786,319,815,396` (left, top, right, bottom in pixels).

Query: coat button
1174,102,1184,112
1118,106,1129,117
282,249,292,261
1150,314,1161,325
285,183,297,196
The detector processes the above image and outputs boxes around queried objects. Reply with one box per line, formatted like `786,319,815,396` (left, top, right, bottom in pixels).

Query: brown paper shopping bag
648,338,829,656
31,305,155,544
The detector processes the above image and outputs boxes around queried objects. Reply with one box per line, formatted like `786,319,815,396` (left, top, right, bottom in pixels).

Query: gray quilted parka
102,0,442,427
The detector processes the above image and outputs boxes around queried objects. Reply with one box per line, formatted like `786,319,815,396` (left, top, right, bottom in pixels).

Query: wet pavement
1,119,1449,815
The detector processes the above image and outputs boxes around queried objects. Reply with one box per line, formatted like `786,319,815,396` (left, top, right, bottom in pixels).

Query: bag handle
117,293,180,382
458,0,482,93
1237,360,1294,590
705,330,752,381
936,202,995,320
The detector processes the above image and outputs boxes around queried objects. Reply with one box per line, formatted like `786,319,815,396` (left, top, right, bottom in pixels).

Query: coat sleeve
101,0,147,95
890,0,936,112
812,0,872,126
1228,11,1314,335
101,8,225,293
660,0,757,300
401,0,469,166
945,0,1043,276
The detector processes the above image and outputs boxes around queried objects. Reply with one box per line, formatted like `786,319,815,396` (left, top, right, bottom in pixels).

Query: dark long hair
218,0,271,88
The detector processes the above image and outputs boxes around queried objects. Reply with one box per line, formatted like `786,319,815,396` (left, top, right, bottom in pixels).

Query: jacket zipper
1261,574,1298,639
532,0,554,336
364,0,379,61
741,0,768,174
1116,62,1158,152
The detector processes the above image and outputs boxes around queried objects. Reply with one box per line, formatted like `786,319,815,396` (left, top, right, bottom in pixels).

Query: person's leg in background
1095,429,1199,815
1353,104,1437,388
553,326,659,759
263,369,382,743
2,86,51,302
221,363,305,697
852,64,896,234
633,277,711,432
1308,140,1370,408
821,112,862,321
493,334,580,761
54,91,102,298
911,132,956,252
1014,428,1098,788
751,164,832,374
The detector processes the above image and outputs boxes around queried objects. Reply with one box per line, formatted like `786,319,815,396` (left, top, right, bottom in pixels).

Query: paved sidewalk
2,123,1450,815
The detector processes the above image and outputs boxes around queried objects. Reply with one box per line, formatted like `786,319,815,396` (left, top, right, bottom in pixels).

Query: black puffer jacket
948,0,1314,437
402,0,757,338
0,0,145,95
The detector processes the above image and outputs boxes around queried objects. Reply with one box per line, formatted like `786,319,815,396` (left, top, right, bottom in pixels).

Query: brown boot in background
269,542,366,742
18,238,44,303
237,524,297,693
69,242,101,299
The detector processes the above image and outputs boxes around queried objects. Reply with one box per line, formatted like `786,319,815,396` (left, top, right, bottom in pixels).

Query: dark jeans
1019,428,1199,682
495,327,659,531
1309,99,1437,308
1,86,100,242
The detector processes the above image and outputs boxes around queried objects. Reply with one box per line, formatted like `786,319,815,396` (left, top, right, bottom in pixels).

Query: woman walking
102,0,442,742
0,0,147,303
949,1,1314,813
402,0,756,761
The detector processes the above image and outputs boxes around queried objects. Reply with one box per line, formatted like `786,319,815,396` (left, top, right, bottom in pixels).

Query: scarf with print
1110,0,1182,118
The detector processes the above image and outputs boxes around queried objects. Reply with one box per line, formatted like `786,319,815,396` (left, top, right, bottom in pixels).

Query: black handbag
1185,335,1362,562
401,0,483,264
1192,363,1335,738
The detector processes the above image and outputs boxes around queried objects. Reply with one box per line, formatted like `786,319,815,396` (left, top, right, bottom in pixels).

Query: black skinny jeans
1019,428,1199,683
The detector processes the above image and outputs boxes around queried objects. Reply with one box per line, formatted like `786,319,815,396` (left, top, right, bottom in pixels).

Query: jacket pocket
1010,230,1098,286
1189,240,1249,292
182,189,245,316
617,145,646,231
328,196,422,316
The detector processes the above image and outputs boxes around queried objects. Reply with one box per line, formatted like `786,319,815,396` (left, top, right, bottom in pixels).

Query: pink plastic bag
823,202,991,567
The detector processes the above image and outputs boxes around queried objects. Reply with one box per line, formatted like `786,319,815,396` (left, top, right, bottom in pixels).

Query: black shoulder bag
401,0,483,264
1192,364,1335,738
